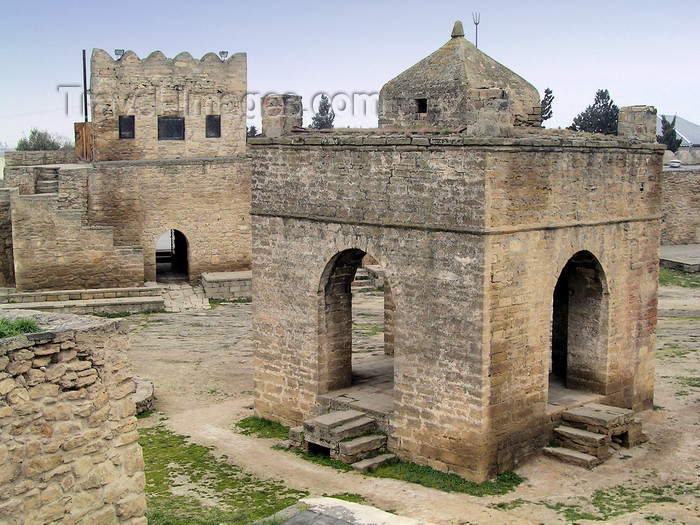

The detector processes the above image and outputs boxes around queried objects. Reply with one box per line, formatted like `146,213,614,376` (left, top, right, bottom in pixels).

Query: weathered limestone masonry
3,159,144,292
0,190,14,287
90,49,246,161
0,310,146,524
378,21,541,133
0,48,251,290
251,22,663,481
661,166,700,244
201,271,252,301
250,132,662,480
86,157,251,282
261,95,303,138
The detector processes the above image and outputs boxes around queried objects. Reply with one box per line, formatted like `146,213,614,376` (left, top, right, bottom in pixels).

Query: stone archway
550,250,609,394
317,249,395,397
155,229,189,282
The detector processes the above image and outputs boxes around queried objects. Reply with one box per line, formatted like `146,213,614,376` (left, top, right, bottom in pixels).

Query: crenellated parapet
90,49,247,161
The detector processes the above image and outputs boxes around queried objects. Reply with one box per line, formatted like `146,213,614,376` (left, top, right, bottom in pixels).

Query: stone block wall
90,49,246,161
4,150,76,168
87,157,251,282
0,190,14,287
661,167,700,244
250,131,663,481
618,105,657,142
0,310,146,524
261,95,302,137
10,193,143,291
201,271,252,300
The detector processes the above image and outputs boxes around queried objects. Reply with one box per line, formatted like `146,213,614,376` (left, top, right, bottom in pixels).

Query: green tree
16,128,72,150
657,115,682,153
310,94,335,130
246,125,259,138
541,87,554,122
567,89,619,135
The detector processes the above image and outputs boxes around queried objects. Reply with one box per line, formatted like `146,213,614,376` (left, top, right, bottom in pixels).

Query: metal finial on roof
451,20,465,38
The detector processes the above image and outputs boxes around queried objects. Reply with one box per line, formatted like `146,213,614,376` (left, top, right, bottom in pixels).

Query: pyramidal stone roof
380,21,541,128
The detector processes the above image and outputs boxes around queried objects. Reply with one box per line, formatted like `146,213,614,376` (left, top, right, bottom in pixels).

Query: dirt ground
129,287,700,524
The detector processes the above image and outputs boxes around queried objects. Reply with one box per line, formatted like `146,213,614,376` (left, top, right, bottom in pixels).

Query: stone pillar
618,105,657,142
261,94,302,137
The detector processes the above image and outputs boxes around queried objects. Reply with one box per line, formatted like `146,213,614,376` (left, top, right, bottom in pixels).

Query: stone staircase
289,410,395,471
351,267,372,290
34,167,59,194
544,402,648,468
0,284,164,315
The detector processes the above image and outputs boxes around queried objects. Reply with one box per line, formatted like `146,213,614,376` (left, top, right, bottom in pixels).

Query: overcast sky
1,0,698,146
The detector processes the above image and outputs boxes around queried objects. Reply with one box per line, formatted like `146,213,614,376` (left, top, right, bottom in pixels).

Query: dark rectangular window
158,116,185,140
119,115,135,139
205,115,221,138
416,98,427,113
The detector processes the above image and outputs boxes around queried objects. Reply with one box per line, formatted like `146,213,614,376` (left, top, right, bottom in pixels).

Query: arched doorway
155,229,189,282
318,249,395,404
550,251,609,395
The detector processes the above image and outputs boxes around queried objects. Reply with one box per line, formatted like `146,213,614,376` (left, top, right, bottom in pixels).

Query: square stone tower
251,22,663,481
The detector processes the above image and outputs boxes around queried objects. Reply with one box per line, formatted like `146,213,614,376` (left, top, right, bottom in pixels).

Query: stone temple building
0,21,662,485
251,22,663,481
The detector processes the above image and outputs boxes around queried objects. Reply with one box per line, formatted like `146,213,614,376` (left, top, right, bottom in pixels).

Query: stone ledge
0,296,164,316
201,271,252,301
249,132,664,152
0,284,161,304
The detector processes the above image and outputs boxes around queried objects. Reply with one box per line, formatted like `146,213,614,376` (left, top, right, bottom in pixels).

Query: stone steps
554,425,611,459
543,447,601,469
0,284,162,304
351,453,396,472
35,180,58,194
291,409,389,467
34,167,59,194
545,402,648,469
0,295,165,316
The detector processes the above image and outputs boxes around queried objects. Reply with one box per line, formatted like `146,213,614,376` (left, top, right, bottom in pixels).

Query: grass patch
324,492,365,504
0,317,41,338
492,483,687,522
365,459,524,496
232,298,252,304
236,416,290,440
139,425,305,524
208,299,226,308
659,267,700,288
492,498,527,510
678,377,700,388
92,311,132,318
136,409,156,420
289,448,354,472
658,344,693,358
352,323,383,337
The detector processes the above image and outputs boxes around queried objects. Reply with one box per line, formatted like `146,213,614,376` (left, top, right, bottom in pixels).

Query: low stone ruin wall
0,310,146,524
661,167,700,245
201,271,252,300
4,150,76,167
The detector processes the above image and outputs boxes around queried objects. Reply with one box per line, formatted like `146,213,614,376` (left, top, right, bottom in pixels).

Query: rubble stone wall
90,49,246,162
0,310,146,525
661,167,700,244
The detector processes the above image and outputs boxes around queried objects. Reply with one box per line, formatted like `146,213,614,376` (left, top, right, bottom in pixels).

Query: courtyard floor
129,286,700,524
